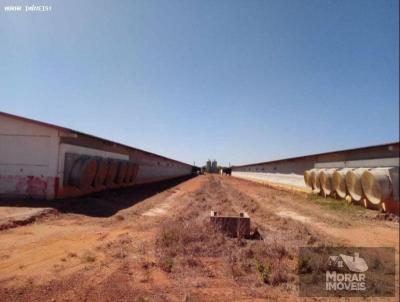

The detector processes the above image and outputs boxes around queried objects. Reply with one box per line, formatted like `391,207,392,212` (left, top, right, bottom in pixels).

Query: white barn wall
0,115,59,199
1,112,194,200
232,171,306,190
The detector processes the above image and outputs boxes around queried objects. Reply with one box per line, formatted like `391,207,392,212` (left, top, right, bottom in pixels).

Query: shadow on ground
0,176,195,218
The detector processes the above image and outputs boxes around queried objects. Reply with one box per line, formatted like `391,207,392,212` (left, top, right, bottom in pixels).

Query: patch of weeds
67,252,77,258
184,257,200,267
159,256,173,273
155,220,228,275
240,260,253,274
275,243,289,259
307,194,360,214
205,267,215,278
307,234,318,245
137,242,146,254
311,270,319,283
255,258,271,284
298,254,312,274
183,293,195,302
230,263,244,279
114,248,128,259
255,241,291,260
227,250,241,279
115,214,125,221
158,227,180,252
60,257,67,262
156,221,224,257
270,267,292,285
81,252,96,263
141,261,155,270
372,257,382,270
245,248,254,259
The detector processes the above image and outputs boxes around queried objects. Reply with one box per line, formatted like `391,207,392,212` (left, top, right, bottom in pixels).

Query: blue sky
1,0,398,166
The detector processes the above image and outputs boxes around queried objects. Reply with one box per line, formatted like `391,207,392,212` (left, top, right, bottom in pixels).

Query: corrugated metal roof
232,142,399,168
0,111,194,167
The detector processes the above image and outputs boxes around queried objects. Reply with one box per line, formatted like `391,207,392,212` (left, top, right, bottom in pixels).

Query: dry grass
156,220,226,256
115,214,125,221
158,256,173,272
155,220,226,273
1,175,394,302
67,252,77,258
81,252,96,263
155,217,296,286
152,178,306,290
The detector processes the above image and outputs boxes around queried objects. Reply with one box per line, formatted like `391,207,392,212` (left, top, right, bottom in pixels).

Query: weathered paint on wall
0,114,59,199
58,143,128,186
1,112,194,200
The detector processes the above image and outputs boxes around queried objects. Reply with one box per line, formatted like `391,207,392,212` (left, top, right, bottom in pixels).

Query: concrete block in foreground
210,211,250,238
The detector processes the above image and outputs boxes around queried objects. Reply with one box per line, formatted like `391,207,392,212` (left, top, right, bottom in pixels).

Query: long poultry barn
0,111,195,200
232,142,400,213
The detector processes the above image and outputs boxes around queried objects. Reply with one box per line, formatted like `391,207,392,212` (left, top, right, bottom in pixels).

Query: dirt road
0,175,398,301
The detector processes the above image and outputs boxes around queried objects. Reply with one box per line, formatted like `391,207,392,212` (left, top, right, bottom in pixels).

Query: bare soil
0,175,398,301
